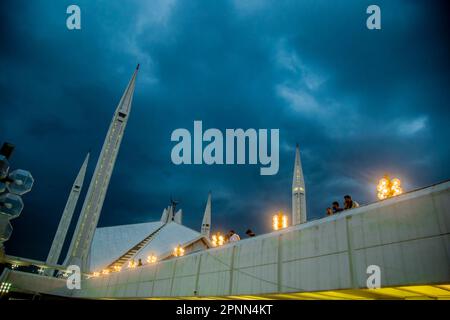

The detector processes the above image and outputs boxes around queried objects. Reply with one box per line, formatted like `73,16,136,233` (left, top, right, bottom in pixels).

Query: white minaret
292,144,306,225
174,209,182,224
160,208,168,222
45,152,89,274
201,192,211,237
64,65,139,271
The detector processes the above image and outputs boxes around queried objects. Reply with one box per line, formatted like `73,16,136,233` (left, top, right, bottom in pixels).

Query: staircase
106,224,166,270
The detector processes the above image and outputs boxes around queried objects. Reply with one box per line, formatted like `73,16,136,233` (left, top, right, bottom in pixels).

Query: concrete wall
3,181,449,298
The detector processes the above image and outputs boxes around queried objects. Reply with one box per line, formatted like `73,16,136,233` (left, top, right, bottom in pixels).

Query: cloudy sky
1,0,449,261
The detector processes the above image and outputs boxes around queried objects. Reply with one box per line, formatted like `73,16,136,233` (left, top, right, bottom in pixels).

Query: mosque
0,66,448,299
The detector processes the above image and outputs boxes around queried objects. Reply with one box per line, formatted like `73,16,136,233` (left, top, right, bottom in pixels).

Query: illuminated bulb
272,215,278,231
377,176,403,200
273,212,288,231
211,233,225,247
147,254,157,264
174,245,185,257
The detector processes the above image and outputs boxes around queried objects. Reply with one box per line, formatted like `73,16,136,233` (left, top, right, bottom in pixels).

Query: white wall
3,181,449,298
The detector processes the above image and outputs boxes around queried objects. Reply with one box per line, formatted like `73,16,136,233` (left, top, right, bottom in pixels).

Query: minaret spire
64,65,139,271
201,192,211,238
292,144,306,225
45,152,89,274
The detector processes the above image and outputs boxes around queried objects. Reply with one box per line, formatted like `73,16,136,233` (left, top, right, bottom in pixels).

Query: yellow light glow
173,245,185,257
128,261,136,269
377,175,403,200
113,265,122,272
211,232,225,247
273,211,288,231
147,254,157,264
102,269,110,275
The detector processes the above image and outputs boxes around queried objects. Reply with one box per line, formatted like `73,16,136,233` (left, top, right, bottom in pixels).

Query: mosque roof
88,221,207,272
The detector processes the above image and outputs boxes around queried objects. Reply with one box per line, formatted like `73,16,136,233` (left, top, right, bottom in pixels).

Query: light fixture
147,254,157,264
377,175,403,200
113,265,122,272
128,260,136,269
173,245,185,257
0,282,12,294
273,211,288,231
211,232,225,247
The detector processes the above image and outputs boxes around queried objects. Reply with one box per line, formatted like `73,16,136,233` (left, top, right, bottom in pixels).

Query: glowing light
0,282,12,294
92,272,100,277
147,254,157,264
11,264,18,270
102,269,110,275
211,232,225,247
113,265,122,272
377,175,403,200
173,245,185,257
128,260,137,269
273,211,288,231
37,267,45,274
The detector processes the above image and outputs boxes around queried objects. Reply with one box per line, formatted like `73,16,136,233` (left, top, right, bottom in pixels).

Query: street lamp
211,232,225,247
272,211,288,231
0,142,34,252
377,175,403,200
173,245,185,257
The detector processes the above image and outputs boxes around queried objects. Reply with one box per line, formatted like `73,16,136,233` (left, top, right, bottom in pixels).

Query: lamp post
0,142,34,255
272,211,288,231
377,175,403,200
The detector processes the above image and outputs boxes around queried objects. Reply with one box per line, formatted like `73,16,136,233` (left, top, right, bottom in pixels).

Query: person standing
332,201,344,213
326,207,333,216
344,195,360,210
228,230,241,242
245,229,256,237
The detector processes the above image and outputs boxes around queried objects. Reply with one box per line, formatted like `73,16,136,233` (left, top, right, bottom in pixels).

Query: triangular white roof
88,221,207,272
88,221,164,272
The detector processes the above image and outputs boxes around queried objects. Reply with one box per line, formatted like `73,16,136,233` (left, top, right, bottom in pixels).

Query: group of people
326,194,359,216
226,229,255,243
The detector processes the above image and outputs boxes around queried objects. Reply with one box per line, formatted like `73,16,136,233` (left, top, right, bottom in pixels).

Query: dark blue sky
1,0,449,261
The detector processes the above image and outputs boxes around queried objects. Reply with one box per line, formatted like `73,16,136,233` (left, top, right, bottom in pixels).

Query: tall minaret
45,152,89,274
174,209,182,224
64,65,139,271
201,192,211,237
292,144,306,225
